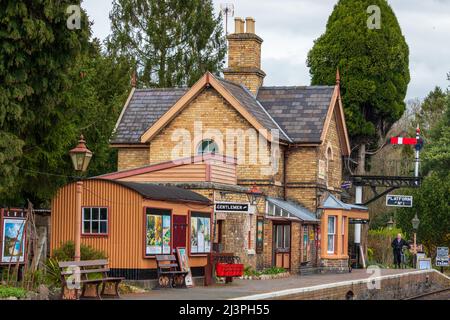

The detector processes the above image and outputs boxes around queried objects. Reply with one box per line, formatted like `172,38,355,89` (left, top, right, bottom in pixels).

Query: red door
173,215,187,251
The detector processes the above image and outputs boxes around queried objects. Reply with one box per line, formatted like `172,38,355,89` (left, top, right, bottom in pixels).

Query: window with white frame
197,139,218,155
327,216,336,254
266,202,291,218
83,207,108,235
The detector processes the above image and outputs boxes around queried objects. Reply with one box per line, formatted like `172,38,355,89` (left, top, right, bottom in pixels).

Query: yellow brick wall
117,148,149,171
319,108,343,191
148,87,282,182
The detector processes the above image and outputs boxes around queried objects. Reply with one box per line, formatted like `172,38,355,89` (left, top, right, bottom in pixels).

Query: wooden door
173,215,187,250
273,223,291,269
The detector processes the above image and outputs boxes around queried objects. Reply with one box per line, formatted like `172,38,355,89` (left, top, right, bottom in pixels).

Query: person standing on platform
391,233,410,268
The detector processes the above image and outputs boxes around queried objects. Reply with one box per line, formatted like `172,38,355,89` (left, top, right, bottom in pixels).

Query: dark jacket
391,238,410,252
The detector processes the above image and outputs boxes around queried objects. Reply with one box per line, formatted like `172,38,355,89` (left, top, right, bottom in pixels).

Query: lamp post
69,135,92,261
411,214,420,255
411,214,420,269
387,217,394,231
247,185,263,206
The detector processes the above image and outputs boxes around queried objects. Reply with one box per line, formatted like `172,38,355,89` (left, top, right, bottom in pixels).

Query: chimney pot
245,17,255,34
234,17,245,34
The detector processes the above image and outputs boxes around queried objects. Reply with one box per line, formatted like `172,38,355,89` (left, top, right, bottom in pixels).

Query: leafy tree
421,91,450,176
107,0,226,87
307,0,410,173
0,1,132,207
0,0,90,206
395,172,450,259
396,86,450,259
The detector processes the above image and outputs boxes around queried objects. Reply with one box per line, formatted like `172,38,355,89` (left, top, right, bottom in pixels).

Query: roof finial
131,70,137,88
336,67,340,85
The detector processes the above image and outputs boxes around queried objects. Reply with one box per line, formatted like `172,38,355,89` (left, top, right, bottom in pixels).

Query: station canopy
266,197,319,223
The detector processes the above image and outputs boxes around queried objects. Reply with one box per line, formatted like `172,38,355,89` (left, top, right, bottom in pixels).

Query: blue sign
386,195,413,207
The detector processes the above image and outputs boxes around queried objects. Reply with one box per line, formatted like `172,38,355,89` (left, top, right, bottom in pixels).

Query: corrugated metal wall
51,179,207,269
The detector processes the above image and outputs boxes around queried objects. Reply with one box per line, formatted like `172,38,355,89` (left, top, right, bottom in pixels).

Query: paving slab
122,268,415,300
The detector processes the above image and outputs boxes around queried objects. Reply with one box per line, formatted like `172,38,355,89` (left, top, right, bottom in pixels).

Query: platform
121,269,450,300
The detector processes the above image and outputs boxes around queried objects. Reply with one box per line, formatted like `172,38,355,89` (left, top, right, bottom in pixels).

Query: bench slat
61,268,109,275
155,255,177,261
58,259,108,268
158,263,179,268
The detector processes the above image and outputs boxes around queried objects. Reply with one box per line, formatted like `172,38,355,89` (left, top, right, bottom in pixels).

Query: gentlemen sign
215,202,249,212
436,247,449,267
386,195,413,207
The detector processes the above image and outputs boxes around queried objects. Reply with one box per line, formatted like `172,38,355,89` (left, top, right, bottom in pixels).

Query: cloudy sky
82,0,450,100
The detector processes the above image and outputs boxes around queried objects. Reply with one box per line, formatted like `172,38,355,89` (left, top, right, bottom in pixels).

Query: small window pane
276,226,283,248
328,217,335,234
83,208,90,220
100,208,107,220
284,225,290,248
83,221,90,233
92,208,99,220
100,221,107,234
91,221,99,233
275,207,282,216
328,235,334,253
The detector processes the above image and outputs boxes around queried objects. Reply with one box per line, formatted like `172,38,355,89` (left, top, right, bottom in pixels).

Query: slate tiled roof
257,86,335,143
112,180,211,204
111,77,335,145
321,194,368,211
111,88,189,144
216,78,291,141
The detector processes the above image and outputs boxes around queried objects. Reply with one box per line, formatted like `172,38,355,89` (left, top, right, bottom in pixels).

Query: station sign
386,195,413,207
215,202,249,212
436,247,449,267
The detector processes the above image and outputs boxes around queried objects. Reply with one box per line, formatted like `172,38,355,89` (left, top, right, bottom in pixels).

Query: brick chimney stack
223,17,266,95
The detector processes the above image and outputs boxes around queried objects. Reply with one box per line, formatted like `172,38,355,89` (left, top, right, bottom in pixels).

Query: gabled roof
257,86,334,144
321,194,368,211
110,72,350,154
267,197,319,223
138,72,290,143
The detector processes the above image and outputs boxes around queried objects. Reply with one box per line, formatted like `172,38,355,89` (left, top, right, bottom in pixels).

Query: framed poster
145,209,171,256
176,247,193,287
190,213,211,254
256,217,264,254
1,218,26,263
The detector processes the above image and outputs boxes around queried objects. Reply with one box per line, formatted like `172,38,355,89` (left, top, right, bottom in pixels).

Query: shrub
51,241,107,261
0,286,27,299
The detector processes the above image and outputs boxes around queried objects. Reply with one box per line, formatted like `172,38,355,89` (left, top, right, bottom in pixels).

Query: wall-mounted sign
215,202,249,212
386,195,413,207
436,247,449,267
1,218,26,264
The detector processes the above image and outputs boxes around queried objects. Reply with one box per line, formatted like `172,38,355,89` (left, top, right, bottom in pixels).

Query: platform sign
436,247,449,267
386,195,413,207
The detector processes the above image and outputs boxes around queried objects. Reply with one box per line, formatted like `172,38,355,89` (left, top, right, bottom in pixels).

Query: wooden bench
155,255,188,289
59,259,125,299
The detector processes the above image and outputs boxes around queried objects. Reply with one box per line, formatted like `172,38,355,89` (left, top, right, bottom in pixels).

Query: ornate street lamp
69,135,93,172
247,185,263,206
387,217,394,230
69,135,92,261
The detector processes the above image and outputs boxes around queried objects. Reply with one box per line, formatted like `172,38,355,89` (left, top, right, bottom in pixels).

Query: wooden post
75,181,83,261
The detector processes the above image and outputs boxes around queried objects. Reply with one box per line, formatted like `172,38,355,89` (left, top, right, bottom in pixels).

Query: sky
81,0,450,101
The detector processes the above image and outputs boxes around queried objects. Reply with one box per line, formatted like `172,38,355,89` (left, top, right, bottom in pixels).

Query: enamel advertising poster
1,218,26,263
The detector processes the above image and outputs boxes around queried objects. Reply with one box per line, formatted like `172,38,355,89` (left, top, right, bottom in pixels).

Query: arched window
197,139,219,155
326,145,333,185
